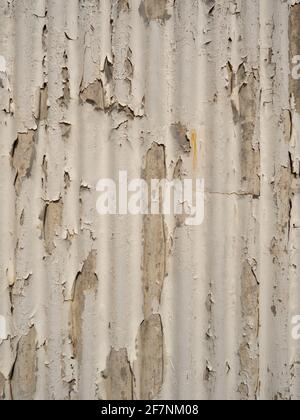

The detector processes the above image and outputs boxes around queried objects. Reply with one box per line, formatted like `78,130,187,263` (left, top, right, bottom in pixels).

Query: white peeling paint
0,316,7,341
0,0,300,401
0,55,6,73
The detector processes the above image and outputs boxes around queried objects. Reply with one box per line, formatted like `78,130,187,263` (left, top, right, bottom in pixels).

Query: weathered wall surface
1,0,300,400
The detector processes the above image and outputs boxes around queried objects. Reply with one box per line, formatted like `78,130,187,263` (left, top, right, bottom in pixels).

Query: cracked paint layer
0,0,299,401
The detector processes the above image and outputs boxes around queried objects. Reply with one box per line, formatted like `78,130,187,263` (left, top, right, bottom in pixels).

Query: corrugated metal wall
1,0,300,400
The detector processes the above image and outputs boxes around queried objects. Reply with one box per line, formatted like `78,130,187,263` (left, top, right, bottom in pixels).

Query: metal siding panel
0,0,299,400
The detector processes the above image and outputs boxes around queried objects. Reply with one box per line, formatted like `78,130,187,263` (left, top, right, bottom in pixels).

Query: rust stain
191,129,198,170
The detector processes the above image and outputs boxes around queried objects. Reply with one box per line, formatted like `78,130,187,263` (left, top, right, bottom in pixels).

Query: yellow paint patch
191,130,198,170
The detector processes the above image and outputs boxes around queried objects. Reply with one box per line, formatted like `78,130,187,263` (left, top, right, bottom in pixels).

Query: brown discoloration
142,143,167,318
289,4,300,113
103,348,133,400
139,0,170,24
135,314,164,400
11,327,37,400
11,131,36,194
239,261,259,400
170,122,191,153
43,200,63,254
71,251,98,360
80,80,105,110
135,144,167,400
231,65,260,196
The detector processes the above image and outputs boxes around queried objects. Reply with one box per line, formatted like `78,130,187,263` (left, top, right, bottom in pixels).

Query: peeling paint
11,131,36,194
103,348,133,400
139,0,170,24
0,372,5,400
80,80,105,111
71,251,98,361
170,122,191,154
142,143,167,318
117,0,130,15
59,64,71,108
39,84,48,121
11,327,37,400
43,200,63,255
134,315,164,400
289,3,300,113
0,55,6,73
231,66,260,196
239,262,259,400
0,0,299,401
